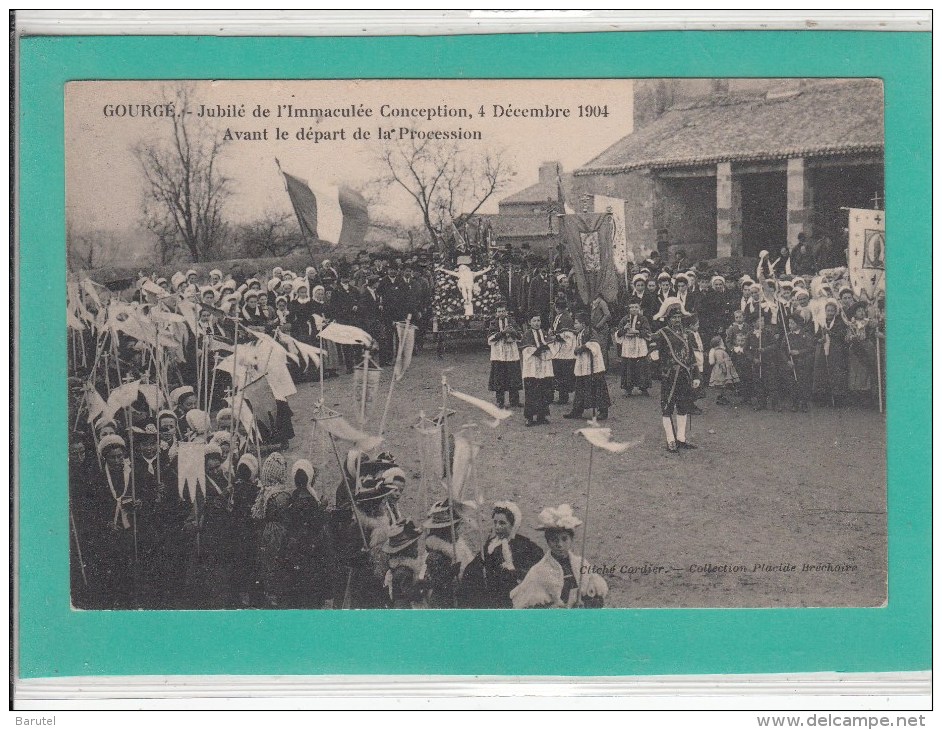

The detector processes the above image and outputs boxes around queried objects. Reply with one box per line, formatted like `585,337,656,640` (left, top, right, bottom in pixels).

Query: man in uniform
651,298,701,453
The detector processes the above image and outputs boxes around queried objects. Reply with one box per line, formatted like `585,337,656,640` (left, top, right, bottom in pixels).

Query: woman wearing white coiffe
511,504,608,609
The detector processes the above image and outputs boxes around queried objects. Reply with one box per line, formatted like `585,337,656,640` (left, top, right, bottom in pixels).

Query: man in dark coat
358,274,385,347
377,266,407,365
329,270,362,373
651,299,701,453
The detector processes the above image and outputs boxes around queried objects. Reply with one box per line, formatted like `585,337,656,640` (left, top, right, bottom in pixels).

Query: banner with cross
847,207,885,299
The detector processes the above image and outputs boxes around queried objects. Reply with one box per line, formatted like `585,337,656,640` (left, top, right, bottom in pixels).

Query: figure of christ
439,264,492,316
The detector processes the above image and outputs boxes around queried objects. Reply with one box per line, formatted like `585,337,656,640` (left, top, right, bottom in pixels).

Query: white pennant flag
448,388,513,428
176,441,206,502
576,427,641,453
320,322,374,347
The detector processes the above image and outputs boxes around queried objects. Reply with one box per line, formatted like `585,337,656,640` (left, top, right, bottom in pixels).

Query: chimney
538,161,561,186
633,79,675,129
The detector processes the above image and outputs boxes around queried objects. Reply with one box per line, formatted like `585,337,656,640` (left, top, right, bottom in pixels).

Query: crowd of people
67,238,884,609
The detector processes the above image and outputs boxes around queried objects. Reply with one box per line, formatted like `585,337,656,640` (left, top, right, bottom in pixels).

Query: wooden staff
317,330,326,405
378,314,411,437
575,441,595,606
875,332,884,414
226,315,242,495
69,509,89,588
358,348,370,425
123,401,139,569
440,374,461,608
69,328,78,376
325,430,369,550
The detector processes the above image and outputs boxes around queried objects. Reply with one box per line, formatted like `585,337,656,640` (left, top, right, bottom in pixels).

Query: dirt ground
282,345,887,609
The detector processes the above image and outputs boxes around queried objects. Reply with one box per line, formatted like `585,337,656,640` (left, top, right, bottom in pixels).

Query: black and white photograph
65,77,887,611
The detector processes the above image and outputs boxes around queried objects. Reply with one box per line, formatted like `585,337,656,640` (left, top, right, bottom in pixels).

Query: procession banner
393,320,416,381
593,195,630,274
847,207,886,299
560,212,619,305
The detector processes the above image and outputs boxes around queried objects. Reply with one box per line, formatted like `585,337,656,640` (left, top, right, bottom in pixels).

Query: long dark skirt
271,399,295,444
523,377,553,420
572,373,612,414
552,358,576,395
621,356,651,392
488,360,522,392
813,343,848,400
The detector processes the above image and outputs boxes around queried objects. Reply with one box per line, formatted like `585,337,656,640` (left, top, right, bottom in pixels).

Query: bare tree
236,210,306,259
133,85,232,262
66,218,125,272
376,135,515,246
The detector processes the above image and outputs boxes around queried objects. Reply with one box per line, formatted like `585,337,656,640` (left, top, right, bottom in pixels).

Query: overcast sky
66,79,634,234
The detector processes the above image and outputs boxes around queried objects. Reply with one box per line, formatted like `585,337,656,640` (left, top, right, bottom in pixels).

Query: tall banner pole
875,334,884,414
325,431,369,550
379,314,411,437
226,315,242,499
69,509,89,589
575,442,595,606
440,373,461,601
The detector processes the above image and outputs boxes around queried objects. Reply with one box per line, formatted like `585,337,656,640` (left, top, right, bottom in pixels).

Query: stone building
571,78,884,262
484,161,574,256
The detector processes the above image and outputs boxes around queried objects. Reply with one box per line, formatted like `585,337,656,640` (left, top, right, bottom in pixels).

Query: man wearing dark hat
651,298,702,452
329,267,362,374
399,263,427,353
377,265,406,365
358,273,385,347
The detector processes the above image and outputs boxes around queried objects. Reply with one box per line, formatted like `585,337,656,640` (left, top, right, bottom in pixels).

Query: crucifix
870,191,884,210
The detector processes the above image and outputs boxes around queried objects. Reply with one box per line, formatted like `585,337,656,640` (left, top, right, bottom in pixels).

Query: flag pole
318,330,326,405
875,333,884,414
575,442,595,606
70,508,89,589
378,314,410,437
440,373,461,607
325,430,369,550
226,314,242,499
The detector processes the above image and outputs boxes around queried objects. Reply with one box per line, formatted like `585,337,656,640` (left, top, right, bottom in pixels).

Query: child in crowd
747,319,782,411
614,301,651,396
707,336,740,405
725,309,748,351
563,310,610,421
780,315,815,412
487,306,523,409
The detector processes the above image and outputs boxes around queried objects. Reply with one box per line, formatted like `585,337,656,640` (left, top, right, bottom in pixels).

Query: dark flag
560,213,619,304
281,170,320,240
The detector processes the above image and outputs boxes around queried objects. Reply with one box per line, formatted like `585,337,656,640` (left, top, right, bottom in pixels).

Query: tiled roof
500,173,574,205
487,214,555,238
575,79,884,175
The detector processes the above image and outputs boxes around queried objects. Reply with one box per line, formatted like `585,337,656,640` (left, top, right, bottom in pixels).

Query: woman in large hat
460,501,544,608
651,297,701,453
422,499,475,608
510,504,609,609
382,519,427,609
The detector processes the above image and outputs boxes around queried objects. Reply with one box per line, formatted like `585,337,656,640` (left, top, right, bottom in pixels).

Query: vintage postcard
65,77,887,612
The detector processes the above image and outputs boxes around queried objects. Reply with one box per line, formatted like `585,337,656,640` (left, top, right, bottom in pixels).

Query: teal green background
18,32,930,678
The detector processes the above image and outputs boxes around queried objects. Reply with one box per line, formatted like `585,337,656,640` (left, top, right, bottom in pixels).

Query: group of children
489,267,887,422
488,305,612,426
